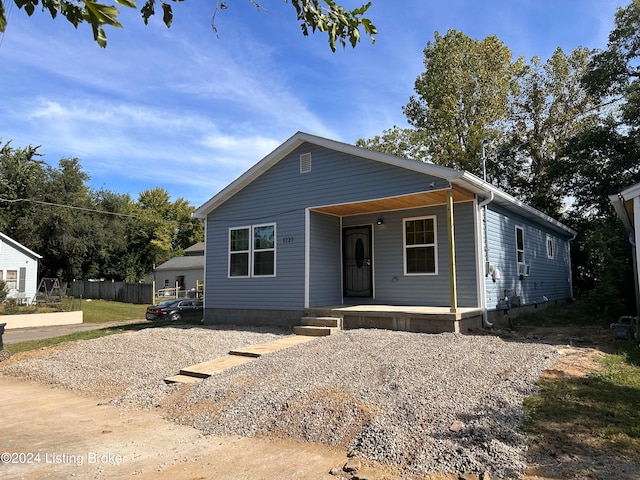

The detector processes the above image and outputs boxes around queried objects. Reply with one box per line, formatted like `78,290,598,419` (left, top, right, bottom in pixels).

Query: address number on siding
281,236,294,244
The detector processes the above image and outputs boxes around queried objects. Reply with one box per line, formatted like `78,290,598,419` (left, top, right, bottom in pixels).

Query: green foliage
3,0,376,50
359,10,640,312
0,280,7,303
402,30,520,174
0,140,204,282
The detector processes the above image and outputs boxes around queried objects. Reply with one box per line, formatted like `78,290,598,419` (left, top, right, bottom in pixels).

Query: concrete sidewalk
2,320,149,344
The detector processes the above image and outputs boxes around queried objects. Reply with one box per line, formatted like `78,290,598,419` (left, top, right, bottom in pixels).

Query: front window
229,227,250,277
229,224,276,277
404,216,437,275
253,225,275,276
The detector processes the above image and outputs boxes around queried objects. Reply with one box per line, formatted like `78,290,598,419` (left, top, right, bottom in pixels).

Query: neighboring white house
0,232,42,304
610,182,640,321
154,242,204,296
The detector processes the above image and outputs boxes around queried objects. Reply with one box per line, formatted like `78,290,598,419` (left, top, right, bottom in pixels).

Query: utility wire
0,196,200,225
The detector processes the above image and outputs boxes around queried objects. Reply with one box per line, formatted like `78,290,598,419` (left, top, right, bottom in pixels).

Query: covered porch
304,305,484,334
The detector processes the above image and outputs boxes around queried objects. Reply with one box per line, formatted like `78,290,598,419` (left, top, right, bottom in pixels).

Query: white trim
228,225,251,278
403,215,438,276
634,196,640,312
341,223,375,298
546,234,555,259
515,226,525,265
228,223,277,278
474,197,486,310
340,217,344,304
0,232,42,259
192,131,575,239
304,208,310,309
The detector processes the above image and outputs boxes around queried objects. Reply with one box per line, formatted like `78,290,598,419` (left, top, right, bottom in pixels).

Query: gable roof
155,255,204,271
610,181,640,233
183,242,205,255
0,232,43,260
194,131,575,238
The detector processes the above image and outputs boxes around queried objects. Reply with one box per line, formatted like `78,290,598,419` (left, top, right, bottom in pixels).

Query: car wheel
169,313,181,322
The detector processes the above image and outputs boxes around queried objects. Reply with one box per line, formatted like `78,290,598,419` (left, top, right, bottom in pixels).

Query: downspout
479,138,494,329
479,192,494,328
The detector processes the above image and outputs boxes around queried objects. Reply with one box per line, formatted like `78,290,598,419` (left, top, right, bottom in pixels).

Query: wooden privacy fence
70,280,154,304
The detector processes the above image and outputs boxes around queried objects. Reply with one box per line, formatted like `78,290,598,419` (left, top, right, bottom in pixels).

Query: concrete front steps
164,335,316,384
293,312,343,337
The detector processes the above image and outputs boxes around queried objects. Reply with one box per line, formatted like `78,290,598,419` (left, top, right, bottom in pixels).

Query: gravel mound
0,326,560,479
0,325,289,397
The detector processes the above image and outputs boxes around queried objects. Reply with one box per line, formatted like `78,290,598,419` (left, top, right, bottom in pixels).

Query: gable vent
300,153,312,173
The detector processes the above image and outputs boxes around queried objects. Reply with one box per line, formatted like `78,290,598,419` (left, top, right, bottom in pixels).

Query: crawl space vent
300,153,312,173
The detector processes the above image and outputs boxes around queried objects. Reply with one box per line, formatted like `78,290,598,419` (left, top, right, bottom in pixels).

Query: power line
0,197,201,226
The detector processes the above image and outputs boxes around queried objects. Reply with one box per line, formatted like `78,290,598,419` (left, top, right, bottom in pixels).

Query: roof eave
192,131,459,218
454,172,577,238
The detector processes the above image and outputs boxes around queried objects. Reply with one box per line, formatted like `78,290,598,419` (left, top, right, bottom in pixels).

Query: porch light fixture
377,218,384,225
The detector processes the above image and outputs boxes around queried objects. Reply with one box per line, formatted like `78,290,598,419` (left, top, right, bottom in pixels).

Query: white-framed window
546,235,554,259
516,226,525,264
229,224,276,278
5,270,17,290
403,216,438,275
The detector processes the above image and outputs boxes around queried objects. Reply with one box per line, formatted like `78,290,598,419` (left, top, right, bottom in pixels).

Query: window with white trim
516,226,525,264
403,216,438,275
229,224,276,277
5,270,17,290
546,235,554,259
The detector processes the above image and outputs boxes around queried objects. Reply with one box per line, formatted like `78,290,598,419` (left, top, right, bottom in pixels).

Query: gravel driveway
1,325,559,479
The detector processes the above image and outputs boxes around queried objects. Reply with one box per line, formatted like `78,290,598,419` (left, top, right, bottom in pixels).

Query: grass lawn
518,304,640,461
80,299,148,323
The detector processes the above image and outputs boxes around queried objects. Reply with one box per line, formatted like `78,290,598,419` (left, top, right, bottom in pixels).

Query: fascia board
0,232,43,259
454,172,577,238
192,131,457,218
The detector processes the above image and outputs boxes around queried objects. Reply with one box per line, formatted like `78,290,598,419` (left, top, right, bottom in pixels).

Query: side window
546,235,554,259
516,226,525,264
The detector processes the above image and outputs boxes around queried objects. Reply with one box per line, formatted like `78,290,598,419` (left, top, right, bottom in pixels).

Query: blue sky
0,0,628,208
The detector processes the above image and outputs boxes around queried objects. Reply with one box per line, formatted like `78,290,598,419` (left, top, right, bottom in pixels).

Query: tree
0,141,48,248
398,30,522,175
2,0,376,51
0,143,204,282
498,47,599,216
132,187,204,274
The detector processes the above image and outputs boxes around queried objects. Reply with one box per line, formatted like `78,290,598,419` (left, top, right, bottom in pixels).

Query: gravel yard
1,325,560,479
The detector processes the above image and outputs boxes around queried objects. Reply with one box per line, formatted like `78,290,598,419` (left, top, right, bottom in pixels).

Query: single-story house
610,182,640,321
193,132,576,332
0,232,42,304
153,242,204,296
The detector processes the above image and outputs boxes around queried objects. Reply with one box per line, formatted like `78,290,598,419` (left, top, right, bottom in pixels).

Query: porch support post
446,189,459,313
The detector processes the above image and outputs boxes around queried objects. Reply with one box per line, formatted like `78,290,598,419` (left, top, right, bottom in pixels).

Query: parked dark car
145,299,204,322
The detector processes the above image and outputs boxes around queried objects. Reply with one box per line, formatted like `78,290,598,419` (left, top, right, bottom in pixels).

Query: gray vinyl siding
309,212,342,306
341,201,478,307
205,142,446,311
484,204,572,309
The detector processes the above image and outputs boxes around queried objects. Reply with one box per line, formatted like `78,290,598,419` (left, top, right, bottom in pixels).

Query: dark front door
343,226,373,297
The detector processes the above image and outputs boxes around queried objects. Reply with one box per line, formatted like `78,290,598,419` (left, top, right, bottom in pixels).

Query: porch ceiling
311,186,475,216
